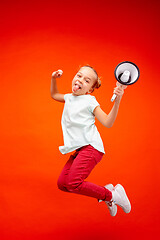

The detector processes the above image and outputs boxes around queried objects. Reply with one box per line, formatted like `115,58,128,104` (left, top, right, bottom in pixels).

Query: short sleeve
64,93,71,101
88,96,100,113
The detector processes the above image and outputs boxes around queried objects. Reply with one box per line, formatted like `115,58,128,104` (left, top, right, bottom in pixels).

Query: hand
52,69,63,78
113,82,127,102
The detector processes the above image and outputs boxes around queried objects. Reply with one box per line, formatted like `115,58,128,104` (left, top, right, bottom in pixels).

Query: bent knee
57,177,67,191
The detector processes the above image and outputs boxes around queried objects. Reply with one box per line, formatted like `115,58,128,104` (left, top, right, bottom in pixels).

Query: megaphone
111,61,140,102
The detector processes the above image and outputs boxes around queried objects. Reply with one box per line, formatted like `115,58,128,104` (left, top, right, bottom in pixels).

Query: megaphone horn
111,61,140,102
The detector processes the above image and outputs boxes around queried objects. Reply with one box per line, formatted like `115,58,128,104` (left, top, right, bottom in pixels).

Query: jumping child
50,65,131,216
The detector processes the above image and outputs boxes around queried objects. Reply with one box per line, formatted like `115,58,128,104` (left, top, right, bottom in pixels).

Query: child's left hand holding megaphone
113,82,127,103
111,61,140,102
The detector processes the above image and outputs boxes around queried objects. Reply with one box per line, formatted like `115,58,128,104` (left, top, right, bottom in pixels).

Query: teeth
75,84,81,89
75,81,82,89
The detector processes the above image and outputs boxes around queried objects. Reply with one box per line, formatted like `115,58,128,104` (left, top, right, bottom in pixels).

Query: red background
0,0,159,239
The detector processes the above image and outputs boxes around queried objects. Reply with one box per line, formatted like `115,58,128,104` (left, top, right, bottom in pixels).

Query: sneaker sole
115,184,131,213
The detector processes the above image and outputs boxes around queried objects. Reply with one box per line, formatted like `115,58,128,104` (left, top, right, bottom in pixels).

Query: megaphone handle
111,82,127,102
111,93,117,102
111,82,121,101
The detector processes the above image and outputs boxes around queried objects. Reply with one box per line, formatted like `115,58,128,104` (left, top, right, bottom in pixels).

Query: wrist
51,76,56,81
114,98,121,106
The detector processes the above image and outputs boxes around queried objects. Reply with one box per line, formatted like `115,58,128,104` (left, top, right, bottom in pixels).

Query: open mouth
73,83,82,92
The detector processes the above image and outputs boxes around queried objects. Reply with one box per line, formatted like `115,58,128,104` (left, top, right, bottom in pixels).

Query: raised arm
94,84,125,128
51,70,65,102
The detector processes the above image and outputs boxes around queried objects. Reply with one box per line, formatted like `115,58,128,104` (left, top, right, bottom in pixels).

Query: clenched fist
52,69,63,78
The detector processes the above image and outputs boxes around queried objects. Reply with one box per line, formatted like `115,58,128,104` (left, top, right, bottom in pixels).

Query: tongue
73,85,80,92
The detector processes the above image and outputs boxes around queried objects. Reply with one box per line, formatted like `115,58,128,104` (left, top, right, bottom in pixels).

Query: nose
76,78,83,85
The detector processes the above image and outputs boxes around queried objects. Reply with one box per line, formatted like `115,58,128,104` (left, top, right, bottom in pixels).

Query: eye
77,74,81,77
85,79,89,83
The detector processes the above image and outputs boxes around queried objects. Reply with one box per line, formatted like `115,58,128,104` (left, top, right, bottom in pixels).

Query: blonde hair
79,64,101,92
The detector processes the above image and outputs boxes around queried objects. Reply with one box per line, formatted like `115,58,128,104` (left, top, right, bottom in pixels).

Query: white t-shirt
59,94,105,154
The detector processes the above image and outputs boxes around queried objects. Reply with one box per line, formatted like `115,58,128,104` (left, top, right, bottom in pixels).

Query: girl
50,65,131,217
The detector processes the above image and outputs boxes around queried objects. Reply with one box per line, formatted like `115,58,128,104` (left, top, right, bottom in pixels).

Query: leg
66,145,112,201
57,154,75,192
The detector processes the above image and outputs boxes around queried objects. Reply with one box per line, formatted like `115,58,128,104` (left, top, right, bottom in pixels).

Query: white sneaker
112,184,131,213
99,184,117,217
105,184,118,217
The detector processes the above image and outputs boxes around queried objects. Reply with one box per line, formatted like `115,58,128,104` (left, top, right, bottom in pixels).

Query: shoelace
107,200,113,207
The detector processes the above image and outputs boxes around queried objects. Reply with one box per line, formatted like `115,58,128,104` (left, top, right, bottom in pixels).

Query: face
72,67,97,96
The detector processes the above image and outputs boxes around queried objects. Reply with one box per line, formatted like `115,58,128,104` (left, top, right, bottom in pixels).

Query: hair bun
96,77,101,88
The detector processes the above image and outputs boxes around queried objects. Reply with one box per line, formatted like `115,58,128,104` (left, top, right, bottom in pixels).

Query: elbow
51,93,56,100
105,123,114,128
106,125,112,128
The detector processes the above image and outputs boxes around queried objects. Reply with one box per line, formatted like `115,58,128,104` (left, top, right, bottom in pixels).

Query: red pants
57,145,112,201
